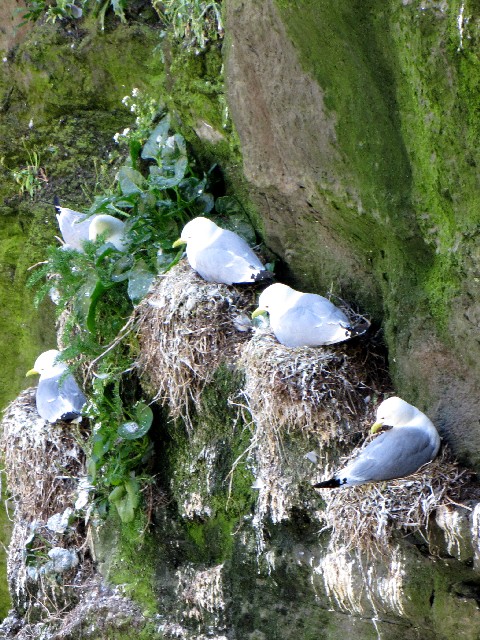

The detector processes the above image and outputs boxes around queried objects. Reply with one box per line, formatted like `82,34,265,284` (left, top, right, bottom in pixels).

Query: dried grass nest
2,388,87,523
239,329,388,447
237,313,389,526
135,260,257,425
316,447,477,554
1,388,92,616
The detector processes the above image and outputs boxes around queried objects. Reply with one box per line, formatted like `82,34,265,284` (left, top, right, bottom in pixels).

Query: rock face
224,0,480,468
1,1,480,639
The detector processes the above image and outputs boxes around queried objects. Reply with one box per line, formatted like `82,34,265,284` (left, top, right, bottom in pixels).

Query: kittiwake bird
172,216,273,285
54,197,91,251
54,197,127,252
88,214,127,252
313,396,441,488
252,282,353,347
26,349,86,423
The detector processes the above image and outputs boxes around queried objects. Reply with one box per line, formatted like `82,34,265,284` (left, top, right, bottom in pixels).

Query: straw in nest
135,260,257,425
239,329,389,527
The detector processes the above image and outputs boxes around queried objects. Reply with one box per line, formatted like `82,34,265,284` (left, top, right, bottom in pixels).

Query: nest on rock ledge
240,330,385,444
135,260,257,426
238,325,390,526
315,445,477,555
1,388,93,617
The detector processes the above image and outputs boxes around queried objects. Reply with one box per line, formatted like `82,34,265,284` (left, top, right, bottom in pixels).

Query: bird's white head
371,396,419,433
181,217,218,243
253,283,294,317
88,215,126,251
26,349,63,377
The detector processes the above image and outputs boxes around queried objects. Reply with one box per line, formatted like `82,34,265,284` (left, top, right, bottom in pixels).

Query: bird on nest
26,349,86,423
172,216,273,285
252,282,355,348
313,396,441,488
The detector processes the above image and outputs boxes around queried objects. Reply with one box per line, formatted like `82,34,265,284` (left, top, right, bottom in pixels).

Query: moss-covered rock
224,0,480,468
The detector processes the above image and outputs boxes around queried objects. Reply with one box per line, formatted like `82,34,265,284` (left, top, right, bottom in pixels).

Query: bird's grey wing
340,427,436,484
58,375,86,413
57,211,90,249
216,230,264,268
302,294,350,326
37,375,86,422
274,304,350,347
194,247,264,284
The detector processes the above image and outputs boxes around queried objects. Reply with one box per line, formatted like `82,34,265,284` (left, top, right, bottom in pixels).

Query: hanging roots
135,261,256,426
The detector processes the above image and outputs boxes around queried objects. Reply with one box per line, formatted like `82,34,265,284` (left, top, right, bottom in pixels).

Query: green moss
273,0,480,374
402,551,480,640
165,365,255,565
97,511,159,616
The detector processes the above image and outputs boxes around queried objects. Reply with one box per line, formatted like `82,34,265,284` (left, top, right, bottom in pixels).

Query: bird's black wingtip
348,320,371,339
53,195,61,213
59,410,82,423
313,477,342,489
253,269,275,284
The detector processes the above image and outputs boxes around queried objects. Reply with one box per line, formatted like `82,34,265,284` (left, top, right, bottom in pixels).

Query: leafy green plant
9,148,47,198
28,94,220,522
19,0,83,23
153,0,223,50
20,0,224,50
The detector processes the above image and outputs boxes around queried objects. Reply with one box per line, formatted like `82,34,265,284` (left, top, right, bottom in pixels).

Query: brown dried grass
135,260,256,426
2,389,87,523
240,331,387,445
239,328,390,526
1,388,92,619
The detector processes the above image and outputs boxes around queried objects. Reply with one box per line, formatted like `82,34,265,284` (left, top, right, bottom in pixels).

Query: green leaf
124,477,140,509
118,404,152,440
87,458,97,482
108,485,126,503
86,280,108,333
141,116,171,160
115,497,135,523
127,260,155,303
111,478,139,523
117,166,146,195
134,401,154,431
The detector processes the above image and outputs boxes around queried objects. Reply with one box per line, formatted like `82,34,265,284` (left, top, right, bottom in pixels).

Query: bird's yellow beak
251,307,268,319
26,368,39,377
172,238,186,249
370,421,383,434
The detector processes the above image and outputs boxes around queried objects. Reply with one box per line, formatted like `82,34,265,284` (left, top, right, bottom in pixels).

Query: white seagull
313,397,441,488
26,349,86,423
54,198,126,252
172,217,272,285
252,283,352,347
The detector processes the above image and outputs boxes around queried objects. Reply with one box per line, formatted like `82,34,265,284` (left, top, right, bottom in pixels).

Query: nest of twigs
135,260,257,426
239,327,389,526
240,331,381,444
2,389,86,523
317,447,474,554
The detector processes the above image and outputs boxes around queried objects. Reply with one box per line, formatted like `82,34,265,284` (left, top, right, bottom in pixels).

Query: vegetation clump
27,89,230,524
